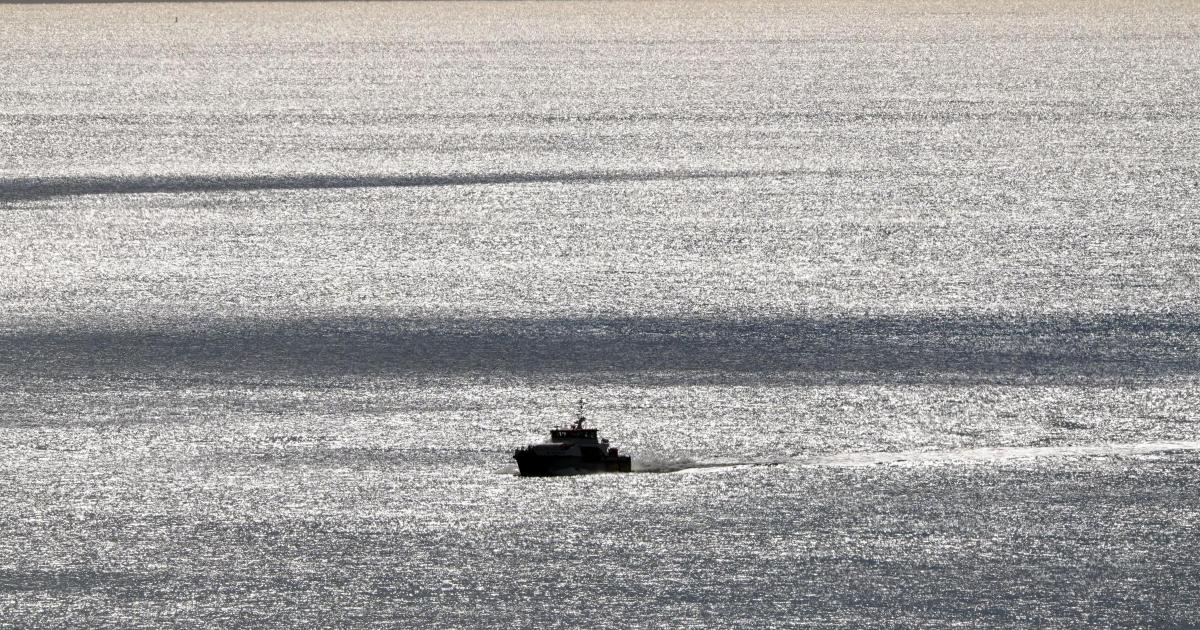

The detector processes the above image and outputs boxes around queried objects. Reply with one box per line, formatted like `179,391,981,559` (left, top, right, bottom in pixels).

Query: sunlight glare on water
1,1,1198,627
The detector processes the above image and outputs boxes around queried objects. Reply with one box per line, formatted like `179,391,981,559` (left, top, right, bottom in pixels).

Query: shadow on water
0,168,799,201
1,314,1197,385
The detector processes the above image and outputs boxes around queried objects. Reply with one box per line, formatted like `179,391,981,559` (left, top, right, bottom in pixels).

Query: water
2,1,1199,627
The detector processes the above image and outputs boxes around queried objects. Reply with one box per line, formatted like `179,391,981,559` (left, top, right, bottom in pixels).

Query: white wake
799,440,1200,468
631,440,1200,474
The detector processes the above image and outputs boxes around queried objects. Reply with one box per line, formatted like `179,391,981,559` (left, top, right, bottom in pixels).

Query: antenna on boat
574,398,586,429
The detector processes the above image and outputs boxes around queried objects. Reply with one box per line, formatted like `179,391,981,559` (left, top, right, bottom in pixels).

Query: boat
513,400,632,476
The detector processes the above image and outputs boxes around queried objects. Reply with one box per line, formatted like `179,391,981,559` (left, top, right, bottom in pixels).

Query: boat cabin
550,427,599,442
549,399,605,443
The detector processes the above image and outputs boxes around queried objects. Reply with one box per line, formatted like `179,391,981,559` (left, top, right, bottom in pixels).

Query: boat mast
574,398,586,429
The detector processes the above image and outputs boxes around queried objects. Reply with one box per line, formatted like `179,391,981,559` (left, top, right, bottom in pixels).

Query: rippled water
2,1,1199,627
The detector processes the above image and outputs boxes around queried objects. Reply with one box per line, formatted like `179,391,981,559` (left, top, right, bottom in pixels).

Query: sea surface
2,1,1199,627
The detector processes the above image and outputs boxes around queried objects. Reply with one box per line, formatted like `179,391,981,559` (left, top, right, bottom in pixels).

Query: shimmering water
2,1,1199,627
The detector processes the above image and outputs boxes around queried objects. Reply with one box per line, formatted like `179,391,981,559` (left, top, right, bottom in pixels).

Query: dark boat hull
514,451,632,477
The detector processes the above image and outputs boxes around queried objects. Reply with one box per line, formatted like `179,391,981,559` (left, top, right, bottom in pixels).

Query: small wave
494,464,519,475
